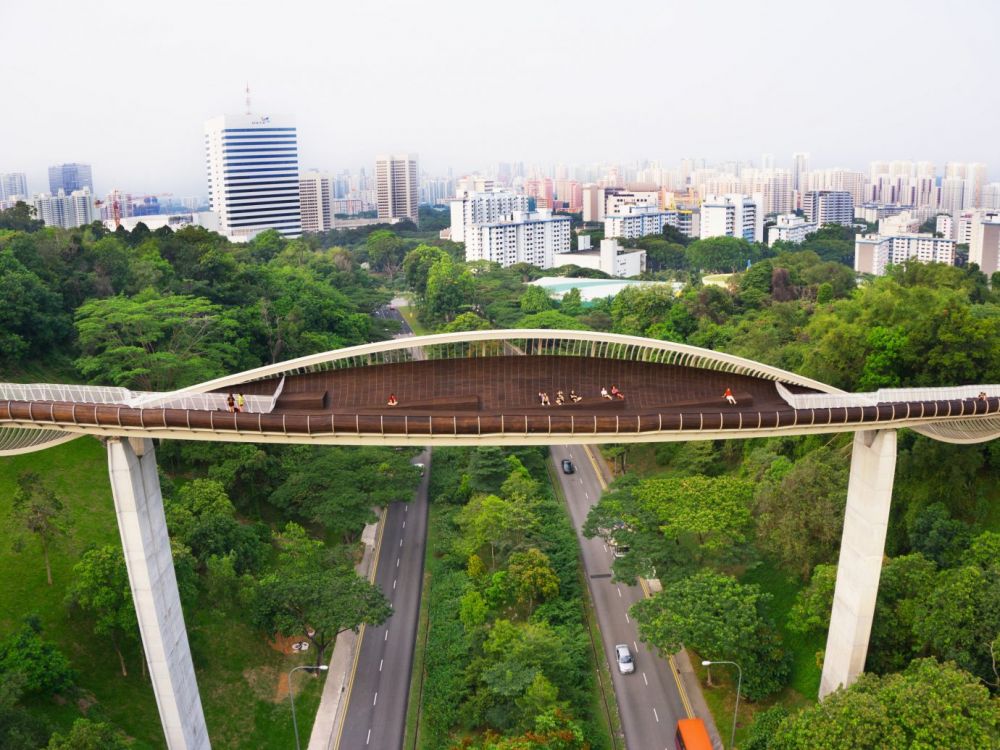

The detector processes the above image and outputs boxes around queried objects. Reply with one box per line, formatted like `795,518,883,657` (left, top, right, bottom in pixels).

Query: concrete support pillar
107,437,210,750
819,429,897,699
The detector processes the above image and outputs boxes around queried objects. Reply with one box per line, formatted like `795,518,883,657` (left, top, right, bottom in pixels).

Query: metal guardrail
775,382,1000,410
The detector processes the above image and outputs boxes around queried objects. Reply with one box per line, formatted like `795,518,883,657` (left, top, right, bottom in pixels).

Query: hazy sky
2,0,998,196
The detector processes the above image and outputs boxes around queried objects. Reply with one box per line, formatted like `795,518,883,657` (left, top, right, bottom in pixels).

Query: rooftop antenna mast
245,84,251,116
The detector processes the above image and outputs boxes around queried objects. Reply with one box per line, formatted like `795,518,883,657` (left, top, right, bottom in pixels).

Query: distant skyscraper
939,177,967,213
204,113,301,239
375,154,419,225
0,172,28,200
792,152,809,192
299,172,334,233
48,163,92,194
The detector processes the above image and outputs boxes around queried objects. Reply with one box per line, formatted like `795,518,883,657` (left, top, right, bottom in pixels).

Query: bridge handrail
776,382,1000,410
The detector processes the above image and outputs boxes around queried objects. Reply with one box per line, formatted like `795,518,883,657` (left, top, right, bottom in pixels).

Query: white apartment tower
700,194,763,243
299,172,334,233
802,191,854,226
204,113,302,239
376,154,419,225
854,233,956,276
449,190,529,243
465,210,571,268
31,188,95,229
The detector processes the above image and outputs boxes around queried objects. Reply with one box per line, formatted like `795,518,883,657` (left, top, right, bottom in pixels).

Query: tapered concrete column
819,429,897,699
107,437,210,750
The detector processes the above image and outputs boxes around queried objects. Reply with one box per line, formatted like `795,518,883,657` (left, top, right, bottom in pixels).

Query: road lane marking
617,587,622,597
405,505,408,512
393,579,397,590
653,708,659,723
379,659,383,672
399,539,403,547
634,641,638,651
402,521,406,529
373,692,378,706
625,612,630,624
384,630,389,641
643,672,648,686
366,729,371,745
333,506,388,750
396,557,400,567
584,445,609,490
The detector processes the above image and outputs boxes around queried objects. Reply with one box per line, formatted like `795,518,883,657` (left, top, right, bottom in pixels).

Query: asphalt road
550,444,688,750
336,450,430,750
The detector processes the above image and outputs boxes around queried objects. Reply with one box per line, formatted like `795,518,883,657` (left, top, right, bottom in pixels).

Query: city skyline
2,0,998,196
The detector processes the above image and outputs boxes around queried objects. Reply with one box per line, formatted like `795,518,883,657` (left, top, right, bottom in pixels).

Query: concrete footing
107,437,210,749
819,429,897,699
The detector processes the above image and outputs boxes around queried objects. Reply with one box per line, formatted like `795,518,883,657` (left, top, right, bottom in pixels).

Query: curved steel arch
131,328,846,407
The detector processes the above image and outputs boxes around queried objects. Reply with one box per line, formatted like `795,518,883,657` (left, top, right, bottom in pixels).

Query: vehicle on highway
674,717,712,749
615,644,635,674
561,459,575,474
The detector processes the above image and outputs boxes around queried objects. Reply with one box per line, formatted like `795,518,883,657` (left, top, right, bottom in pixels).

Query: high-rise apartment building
299,171,334,233
981,183,1000,211
969,210,1000,276
0,172,28,200
939,177,966,213
48,163,93,194
464,209,571,268
802,190,854,226
604,205,679,240
700,194,763,243
375,154,419,225
768,214,818,246
204,113,301,239
32,188,95,229
854,233,956,276
449,190,529,243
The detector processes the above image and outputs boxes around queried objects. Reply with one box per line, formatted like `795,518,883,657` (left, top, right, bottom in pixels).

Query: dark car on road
561,459,575,474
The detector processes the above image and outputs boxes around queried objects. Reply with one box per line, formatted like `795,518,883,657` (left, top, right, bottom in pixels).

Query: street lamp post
289,664,329,750
701,659,742,750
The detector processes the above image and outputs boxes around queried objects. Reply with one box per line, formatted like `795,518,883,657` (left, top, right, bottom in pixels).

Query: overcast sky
2,0,998,196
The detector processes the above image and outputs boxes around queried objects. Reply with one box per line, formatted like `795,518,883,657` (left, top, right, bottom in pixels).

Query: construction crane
94,193,122,229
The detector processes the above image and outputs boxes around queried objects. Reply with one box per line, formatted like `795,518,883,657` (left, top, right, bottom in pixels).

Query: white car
615,644,635,674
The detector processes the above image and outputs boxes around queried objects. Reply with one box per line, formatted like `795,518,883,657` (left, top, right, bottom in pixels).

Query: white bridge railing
0,383,277,414
776,382,1000,410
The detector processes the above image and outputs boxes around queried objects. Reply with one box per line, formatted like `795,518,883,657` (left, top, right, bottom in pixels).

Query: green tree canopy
10,471,66,585
74,289,238,390
770,659,1000,750
46,719,131,750
253,523,392,667
632,569,789,699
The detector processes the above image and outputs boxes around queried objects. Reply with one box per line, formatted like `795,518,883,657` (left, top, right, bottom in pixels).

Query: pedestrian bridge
2,329,999,749
2,330,998,454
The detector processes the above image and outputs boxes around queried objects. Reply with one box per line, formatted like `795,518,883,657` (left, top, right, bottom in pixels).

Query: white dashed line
625,612,630,624
405,505,408,512
643,672,648,686
379,659,383,672
402,521,405,529
384,630,389,641
366,728,371,745
634,641,638,651
396,558,400,567
399,539,403,547
617,587,622,598
373,692,378,706
653,708,659,723
393,579,397,590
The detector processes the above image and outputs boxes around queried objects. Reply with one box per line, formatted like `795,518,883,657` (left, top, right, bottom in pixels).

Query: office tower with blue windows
204,113,301,240
48,163,93,194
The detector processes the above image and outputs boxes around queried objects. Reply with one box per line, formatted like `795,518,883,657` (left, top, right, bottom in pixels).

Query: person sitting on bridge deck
570,389,582,403
978,391,988,402
610,385,625,400
601,386,612,400
555,390,565,405
226,393,236,413
540,391,551,406
387,393,399,406
723,387,737,405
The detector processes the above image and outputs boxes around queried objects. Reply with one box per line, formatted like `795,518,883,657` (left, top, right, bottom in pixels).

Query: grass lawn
396,304,430,336
693,561,822,747
0,437,323,749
